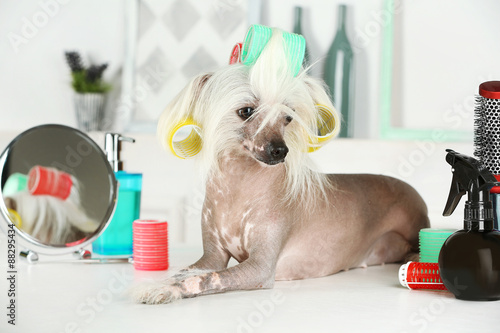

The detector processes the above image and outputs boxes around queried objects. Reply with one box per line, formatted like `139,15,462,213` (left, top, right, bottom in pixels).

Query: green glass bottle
293,6,310,67
323,4,353,138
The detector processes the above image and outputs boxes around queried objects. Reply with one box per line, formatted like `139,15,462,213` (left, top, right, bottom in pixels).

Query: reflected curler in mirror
3,165,99,245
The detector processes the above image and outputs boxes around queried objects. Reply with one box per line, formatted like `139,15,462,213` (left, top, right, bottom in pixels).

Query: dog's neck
206,152,286,199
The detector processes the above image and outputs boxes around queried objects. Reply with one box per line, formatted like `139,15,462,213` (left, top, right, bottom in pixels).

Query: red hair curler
229,42,242,65
399,261,447,291
28,166,73,200
132,219,169,271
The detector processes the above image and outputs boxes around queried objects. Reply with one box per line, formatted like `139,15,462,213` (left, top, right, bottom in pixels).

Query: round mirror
0,124,117,256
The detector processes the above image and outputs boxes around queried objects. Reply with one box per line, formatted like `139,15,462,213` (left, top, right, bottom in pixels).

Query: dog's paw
128,280,182,305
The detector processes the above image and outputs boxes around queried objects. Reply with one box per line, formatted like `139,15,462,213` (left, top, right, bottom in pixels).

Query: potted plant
65,51,111,131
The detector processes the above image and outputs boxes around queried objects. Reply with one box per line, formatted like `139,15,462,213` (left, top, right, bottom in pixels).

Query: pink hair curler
399,261,447,291
229,42,242,65
132,219,169,271
27,166,73,200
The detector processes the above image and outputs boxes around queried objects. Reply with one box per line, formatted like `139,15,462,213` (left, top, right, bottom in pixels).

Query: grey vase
73,93,105,131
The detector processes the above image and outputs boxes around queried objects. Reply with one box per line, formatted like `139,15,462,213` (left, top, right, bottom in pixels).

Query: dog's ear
157,73,212,152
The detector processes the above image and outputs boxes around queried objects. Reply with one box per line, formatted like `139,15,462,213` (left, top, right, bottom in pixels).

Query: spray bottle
439,149,500,301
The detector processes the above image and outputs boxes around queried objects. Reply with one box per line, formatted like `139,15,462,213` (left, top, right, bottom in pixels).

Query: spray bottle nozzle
443,150,500,226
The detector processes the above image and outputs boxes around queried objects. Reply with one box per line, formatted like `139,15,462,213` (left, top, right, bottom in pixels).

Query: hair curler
2,173,28,197
307,105,340,152
240,24,305,77
168,118,203,159
418,228,456,263
399,261,446,291
132,219,169,271
229,42,243,65
27,165,73,200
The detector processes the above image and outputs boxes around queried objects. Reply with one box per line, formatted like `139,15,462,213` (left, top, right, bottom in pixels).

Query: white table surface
0,238,499,333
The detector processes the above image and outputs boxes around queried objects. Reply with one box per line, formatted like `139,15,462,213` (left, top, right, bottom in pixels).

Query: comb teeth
474,94,500,174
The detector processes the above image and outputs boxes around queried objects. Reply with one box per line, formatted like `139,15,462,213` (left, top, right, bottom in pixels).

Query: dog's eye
238,107,254,119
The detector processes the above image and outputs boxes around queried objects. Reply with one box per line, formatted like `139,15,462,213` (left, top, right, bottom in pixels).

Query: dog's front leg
170,243,231,282
132,249,278,304
171,202,232,280
133,220,287,305
181,252,277,294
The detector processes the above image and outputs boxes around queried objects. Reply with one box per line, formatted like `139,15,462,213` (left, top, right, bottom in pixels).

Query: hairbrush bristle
474,95,486,160
473,94,500,174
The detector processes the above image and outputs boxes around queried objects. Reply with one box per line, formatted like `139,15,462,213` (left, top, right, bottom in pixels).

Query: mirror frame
0,124,117,256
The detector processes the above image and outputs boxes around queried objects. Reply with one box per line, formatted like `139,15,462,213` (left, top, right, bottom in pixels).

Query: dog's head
158,28,339,188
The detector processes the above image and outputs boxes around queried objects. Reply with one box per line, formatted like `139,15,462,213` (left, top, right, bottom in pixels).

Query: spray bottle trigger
443,173,466,216
442,149,500,217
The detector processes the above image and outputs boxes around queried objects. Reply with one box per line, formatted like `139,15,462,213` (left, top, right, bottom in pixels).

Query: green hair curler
240,24,305,77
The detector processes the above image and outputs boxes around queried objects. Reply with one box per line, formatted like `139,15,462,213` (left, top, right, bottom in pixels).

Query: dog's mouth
256,157,285,166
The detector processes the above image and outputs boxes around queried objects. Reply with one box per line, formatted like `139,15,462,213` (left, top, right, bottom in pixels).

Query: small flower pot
73,93,105,131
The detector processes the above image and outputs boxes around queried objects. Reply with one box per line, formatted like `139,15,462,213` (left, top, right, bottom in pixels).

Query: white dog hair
158,29,337,207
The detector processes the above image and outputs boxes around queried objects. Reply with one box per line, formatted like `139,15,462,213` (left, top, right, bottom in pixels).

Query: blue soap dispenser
92,133,142,256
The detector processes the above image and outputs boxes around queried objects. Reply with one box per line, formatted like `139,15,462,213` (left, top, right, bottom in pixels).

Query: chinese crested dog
132,28,429,304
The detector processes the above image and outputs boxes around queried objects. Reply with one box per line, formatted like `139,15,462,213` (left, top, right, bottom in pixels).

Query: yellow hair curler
168,118,203,159
8,208,22,229
307,105,340,152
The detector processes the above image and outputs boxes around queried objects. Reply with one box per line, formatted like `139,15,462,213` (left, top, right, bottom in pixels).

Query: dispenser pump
439,149,500,301
104,133,135,172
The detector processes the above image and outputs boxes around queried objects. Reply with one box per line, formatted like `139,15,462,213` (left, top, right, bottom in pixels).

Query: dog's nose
267,141,289,161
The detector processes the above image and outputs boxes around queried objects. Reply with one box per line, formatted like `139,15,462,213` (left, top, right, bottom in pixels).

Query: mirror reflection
0,125,116,247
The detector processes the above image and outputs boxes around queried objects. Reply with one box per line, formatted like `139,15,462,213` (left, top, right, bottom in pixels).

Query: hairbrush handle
399,262,447,291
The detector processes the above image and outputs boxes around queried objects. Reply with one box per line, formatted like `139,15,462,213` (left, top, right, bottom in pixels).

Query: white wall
0,0,125,132
395,0,500,133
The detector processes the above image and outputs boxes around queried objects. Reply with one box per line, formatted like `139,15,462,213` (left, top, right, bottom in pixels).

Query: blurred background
2,0,499,137
1,0,500,244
